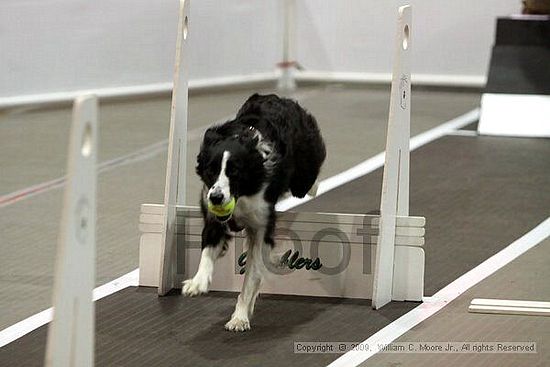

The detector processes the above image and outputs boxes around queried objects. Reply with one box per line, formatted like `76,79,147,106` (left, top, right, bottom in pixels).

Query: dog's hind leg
225,231,266,332
182,218,229,297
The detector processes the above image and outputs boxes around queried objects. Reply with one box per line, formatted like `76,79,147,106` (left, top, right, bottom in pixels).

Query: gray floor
2,107,549,367
2,84,550,367
0,84,480,330
1,289,416,367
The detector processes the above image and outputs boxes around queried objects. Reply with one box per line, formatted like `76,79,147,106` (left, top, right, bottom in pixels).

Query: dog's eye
226,162,238,177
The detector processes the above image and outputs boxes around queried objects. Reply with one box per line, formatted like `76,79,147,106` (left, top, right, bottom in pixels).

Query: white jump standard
139,2,424,331
45,96,98,367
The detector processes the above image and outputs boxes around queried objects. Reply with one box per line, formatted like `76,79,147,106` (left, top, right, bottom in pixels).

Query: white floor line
447,129,479,137
328,217,550,367
276,108,480,211
0,269,139,348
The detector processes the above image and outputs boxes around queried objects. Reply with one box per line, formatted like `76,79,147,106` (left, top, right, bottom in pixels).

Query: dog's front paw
225,316,250,332
182,277,209,297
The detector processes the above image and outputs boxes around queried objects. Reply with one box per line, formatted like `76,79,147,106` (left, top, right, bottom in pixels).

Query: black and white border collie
182,93,326,331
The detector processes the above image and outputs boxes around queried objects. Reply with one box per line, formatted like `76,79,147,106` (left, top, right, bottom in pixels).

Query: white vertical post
158,0,190,295
277,0,297,92
45,95,98,367
372,5,412,309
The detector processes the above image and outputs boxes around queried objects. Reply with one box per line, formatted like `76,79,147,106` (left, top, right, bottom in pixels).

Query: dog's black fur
196,93,326,246
188,93,325,330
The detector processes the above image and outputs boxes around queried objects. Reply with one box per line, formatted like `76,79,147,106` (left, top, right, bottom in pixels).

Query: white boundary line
0,108,479,347
328,217,550,367
0,72,279,109
0,269,139,348
276,108,480,211
447,129,478,137
295,70,486,88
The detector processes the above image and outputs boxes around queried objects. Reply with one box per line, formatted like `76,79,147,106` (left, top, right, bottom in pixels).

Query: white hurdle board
140,205,424,299
150,3,425,304
45,96,98,367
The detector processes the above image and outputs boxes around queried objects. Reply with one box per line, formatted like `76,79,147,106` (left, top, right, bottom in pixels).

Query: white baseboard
0,72,279,109
0,70,485,109
0,83,172,109
190,72,278,90
295,70,486,88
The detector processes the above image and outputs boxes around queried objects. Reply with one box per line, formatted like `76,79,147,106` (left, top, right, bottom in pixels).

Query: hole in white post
183,16,189,39
403,24,410,50
81,123,92,157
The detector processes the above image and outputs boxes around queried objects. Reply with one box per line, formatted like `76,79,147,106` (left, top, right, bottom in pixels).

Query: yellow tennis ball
208,197,236,217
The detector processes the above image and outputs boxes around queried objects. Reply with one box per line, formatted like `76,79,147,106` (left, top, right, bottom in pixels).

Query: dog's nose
209,191,224,205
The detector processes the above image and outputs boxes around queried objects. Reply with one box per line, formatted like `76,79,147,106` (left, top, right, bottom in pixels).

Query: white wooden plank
142,203,426,227
470,298,550,309
45,95,97,367
139,223,424,247
141,217,426,235
141,215,425,238
171,224,424,238
140,203,164,215
372,5,412,309
158,0,191,296
371,215,424,228
139,233,162,287
468,305,550,317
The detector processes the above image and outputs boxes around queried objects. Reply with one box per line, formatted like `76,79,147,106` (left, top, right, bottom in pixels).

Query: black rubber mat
2,135,549,366
1,288,415,367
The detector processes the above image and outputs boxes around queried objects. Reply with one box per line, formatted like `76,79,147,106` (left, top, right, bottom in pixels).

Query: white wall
0,0,281,99
296,0,520,83
0,0,520,102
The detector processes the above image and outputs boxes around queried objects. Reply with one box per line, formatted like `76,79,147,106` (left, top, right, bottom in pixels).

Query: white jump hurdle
45,96,98,367
140,2,423,308
372,5,413,309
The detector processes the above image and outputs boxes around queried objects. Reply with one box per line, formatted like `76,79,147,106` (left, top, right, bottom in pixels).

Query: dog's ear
196,150,207,176
196,127,221,176
203,127,222,146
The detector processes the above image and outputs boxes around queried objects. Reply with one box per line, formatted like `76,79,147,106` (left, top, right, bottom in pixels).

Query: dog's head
196,125,272,206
